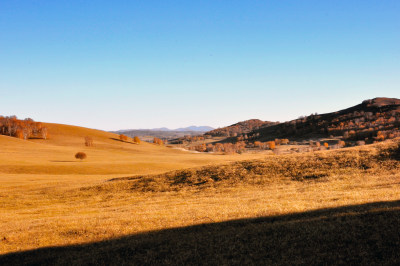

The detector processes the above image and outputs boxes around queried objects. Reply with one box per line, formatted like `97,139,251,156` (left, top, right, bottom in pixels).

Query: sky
0,1,399,130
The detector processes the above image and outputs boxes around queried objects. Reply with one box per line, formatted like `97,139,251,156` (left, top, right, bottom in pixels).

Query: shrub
254,141,262,148
268,141,276,150
356,140,366,146
133,136,141,144
75,152,87,161
119,134,129,142
153,137,164,145
84,136,93,147
280,139,290,145
375,131,385,141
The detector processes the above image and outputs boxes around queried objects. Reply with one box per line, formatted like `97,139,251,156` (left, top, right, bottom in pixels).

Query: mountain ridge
117,126,214,133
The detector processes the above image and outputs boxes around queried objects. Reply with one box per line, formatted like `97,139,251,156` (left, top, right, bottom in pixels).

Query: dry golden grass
0,124,399,264
0,123,264,252
0,123,262,177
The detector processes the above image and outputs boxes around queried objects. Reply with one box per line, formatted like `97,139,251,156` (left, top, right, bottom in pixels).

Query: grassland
0,123,399,264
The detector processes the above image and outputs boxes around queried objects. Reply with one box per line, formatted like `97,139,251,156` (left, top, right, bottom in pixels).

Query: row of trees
205,119,278,137
188,142,246,154
118,134,141,144
0,116,48,140
153,137,164,145
187,138,293,153
253,141,276,150
85,134,144,147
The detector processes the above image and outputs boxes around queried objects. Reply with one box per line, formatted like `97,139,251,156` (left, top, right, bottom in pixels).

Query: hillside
113,129,206,142
162,98,400,154
114,126,214,142
1,140,400,264
249,97,400,143
0,122,263,177
205,119,279,137
1,113,400,264
202,98,400,147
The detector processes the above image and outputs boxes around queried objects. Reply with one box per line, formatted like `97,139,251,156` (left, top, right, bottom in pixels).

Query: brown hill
2,141,400,264
363,97,400,108
246,97,400,143
205,119,278,137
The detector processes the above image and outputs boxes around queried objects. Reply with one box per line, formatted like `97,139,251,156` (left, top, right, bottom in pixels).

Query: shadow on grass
109,138,138,144
1,200,400,265
49,160,76,163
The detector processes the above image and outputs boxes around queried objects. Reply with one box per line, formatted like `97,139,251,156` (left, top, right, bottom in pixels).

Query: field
1,123,400,264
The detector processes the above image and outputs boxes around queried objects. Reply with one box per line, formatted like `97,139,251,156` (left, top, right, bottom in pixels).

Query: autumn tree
75,152,87,161
0,116,48,140
254,141,262,148
40,127,48,140
119,134,129,142
268,141,276,150
153,137,164,145
15,129,24,139
280,139,290,145
214,143,223,152
375,131,385,141
84,136,93,147
206,143,214,152
223,143,234,153
133,136,141,144
338,140,346,148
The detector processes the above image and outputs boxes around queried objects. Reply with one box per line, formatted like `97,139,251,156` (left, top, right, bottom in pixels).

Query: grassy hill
0,121,267,255
199,98,400,147
2,200,399,265
205,119,278,137
0,122,263,177
252,97,400,142
1,121,399,264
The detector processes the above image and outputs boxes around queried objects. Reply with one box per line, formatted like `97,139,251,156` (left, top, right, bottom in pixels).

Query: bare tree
84,136,94,146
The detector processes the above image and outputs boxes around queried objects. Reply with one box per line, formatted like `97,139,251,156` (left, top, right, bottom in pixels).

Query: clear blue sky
1,1,399,130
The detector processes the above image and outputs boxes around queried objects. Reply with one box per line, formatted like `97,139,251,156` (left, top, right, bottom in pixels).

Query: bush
356,140,366,146
268,141,276,150
133,136,141,144
75,152,87,161
119,134,129,142
84,136,93,147
153,137,164,145
338,140,346,147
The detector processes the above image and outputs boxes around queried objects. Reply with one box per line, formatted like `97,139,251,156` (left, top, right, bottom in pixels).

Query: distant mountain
117,126,214,133
112,126,214,141
148,127,171,132
175,126,214,132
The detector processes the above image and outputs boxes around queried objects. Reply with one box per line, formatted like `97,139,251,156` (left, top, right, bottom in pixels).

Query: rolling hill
114,126,214,141
205,119,279,137
0,122,262,177
203,97,400,145
1,136,400,263
1,105,400,264
251,97,400,142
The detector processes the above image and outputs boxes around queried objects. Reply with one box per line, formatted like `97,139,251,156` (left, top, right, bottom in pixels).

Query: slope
250,97,400,142
0,122,264,176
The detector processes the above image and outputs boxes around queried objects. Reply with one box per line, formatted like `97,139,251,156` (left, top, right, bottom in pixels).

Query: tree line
0,116,48,140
